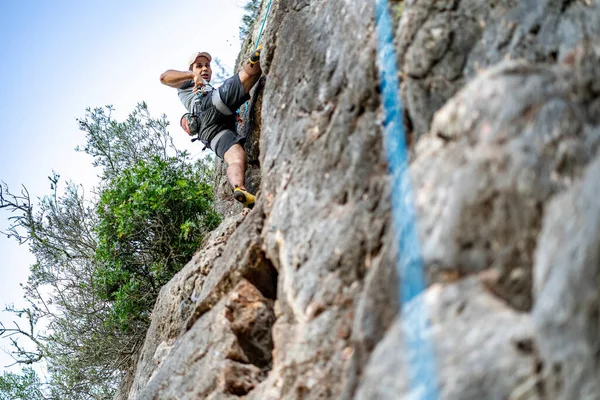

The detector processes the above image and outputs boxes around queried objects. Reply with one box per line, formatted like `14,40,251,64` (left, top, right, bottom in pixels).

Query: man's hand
249,43,263,66
193,73,206,93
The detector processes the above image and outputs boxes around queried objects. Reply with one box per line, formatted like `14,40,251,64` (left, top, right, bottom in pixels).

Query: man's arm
159,70,195,88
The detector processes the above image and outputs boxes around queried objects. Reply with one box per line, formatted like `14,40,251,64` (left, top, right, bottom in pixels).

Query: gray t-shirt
177,80,214,112
176,75,250,143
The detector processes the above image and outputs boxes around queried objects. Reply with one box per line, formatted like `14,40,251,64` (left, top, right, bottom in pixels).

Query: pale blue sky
0,0,247,371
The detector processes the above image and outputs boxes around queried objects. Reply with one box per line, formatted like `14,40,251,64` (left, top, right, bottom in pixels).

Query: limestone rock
398,0,600,138
356,278,537,400
121,214,246,399
118,0,600,398
412,45,600,310
533,155,600,399
137,280,274,400
252,0,397,397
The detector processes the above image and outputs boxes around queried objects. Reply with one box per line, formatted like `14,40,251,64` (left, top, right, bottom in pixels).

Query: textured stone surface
119,0,600,398
250,0,399,398
412,45,600,311
398,0,600,138
533,155,600,400
121,204,276,400
122,213,246,399
356,278,537,400
138,280,274,400
183,203,277,333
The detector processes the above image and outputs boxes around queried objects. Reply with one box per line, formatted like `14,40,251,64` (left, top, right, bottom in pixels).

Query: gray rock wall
356,278,536,400
414,51,600,311
398,0,600,139
118,0,600,399
533,155,600,399
251,1,395,397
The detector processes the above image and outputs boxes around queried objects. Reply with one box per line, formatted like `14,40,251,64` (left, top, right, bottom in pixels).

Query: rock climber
159,46,262,208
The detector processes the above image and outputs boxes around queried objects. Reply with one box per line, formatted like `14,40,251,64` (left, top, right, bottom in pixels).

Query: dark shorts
197,74,251,157
212,130,246,159
218,74,250,112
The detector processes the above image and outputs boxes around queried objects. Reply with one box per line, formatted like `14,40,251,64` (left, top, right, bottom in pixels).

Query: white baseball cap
187,51,212,70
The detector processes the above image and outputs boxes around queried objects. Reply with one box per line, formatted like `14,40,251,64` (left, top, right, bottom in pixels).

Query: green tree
239,0,260,42
95,156,220,332
1,173,138,399
0,367,46,400
0,102,220,399
76,102,178,184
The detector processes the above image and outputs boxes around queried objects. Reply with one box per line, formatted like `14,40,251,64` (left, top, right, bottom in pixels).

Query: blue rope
254,0,274,51
374,0,440,398
242,0,274,119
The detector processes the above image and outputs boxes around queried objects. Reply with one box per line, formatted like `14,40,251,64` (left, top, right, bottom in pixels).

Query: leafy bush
95,156,220,331
0,367,45,400
239,0,260,42
0,103,221,398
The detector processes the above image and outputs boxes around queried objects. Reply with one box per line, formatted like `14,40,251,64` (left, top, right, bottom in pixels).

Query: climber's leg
223,143,255,209
223,143,246,189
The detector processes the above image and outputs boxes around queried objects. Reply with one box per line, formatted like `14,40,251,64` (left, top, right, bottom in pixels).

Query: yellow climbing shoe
234,186,256,209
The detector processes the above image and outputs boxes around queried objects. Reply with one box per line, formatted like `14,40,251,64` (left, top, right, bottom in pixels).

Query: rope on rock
242,0,274,120
374,0,440,398
254,0,274,51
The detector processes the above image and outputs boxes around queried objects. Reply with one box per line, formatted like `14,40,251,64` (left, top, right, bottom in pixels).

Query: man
159,46,262,208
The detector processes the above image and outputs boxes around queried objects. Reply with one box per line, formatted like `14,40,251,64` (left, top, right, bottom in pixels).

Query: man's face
192,56,212,82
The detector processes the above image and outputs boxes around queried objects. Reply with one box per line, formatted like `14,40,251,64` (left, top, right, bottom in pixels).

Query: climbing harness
181,77,236,150
182,76,214,142
374,0,440,398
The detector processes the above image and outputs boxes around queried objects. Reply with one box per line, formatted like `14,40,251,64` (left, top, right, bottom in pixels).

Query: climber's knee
223,143,247,167
212,130,245,160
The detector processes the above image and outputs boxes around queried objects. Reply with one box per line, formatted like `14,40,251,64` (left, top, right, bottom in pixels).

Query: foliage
0,174,134,399
0,367,46,400
0,103,220,399
76,102,178,185
239,0,260,43
95,156,220,331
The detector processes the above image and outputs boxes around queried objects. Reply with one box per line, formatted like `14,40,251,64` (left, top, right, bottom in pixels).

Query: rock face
356,278,536,400
413,50,600,312
118,0,600,399
137,279,274,399
533,155,600,399
121,210,277,399
398,0,600,139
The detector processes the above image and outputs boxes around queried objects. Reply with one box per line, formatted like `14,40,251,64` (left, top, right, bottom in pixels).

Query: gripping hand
249,44,263,66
